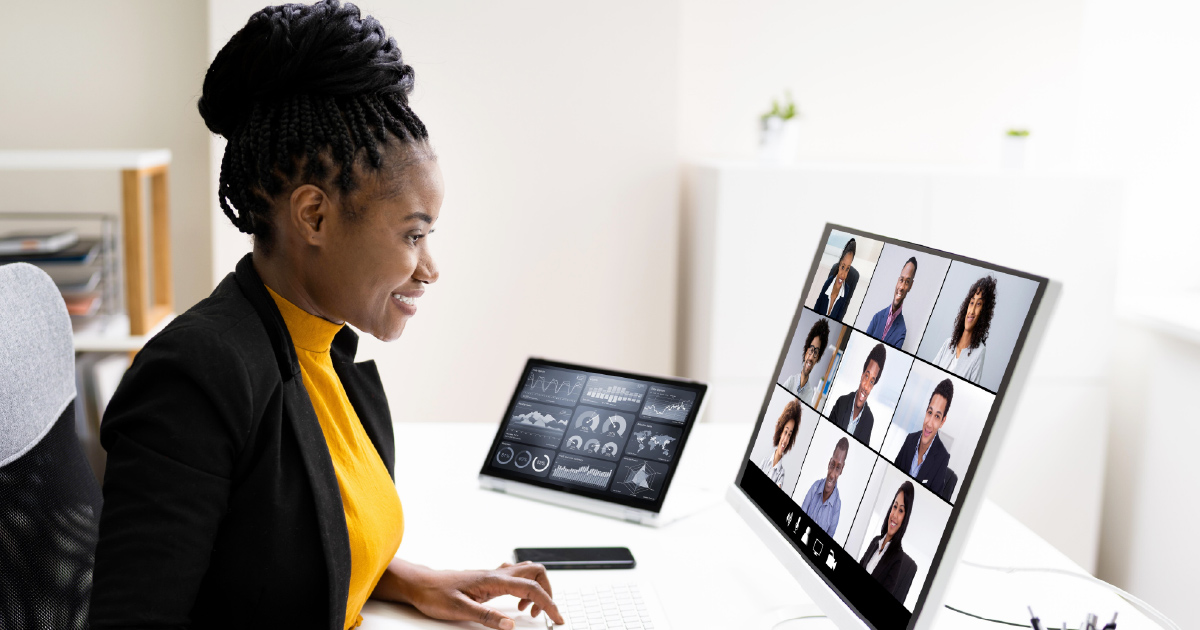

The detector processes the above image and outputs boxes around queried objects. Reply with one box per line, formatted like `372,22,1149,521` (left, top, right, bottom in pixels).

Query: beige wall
208,1,682,424
0,0,212,311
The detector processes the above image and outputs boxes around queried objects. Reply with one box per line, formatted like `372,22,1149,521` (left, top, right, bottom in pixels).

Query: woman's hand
374,559,565,630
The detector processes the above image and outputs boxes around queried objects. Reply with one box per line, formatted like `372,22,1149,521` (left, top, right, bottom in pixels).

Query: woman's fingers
459,595,516,630
509,562,554,599
489,575,564,625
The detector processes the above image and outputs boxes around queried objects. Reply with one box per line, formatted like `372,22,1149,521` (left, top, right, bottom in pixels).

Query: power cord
955,559,1180,630
944,604,1030,627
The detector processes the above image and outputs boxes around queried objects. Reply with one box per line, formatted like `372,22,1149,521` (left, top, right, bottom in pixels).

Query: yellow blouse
268,287,404,629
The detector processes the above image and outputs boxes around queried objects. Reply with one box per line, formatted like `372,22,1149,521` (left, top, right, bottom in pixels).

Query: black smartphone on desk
513,547,636,570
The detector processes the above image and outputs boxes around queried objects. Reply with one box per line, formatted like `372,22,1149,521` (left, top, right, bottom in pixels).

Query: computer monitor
726,224,1058,630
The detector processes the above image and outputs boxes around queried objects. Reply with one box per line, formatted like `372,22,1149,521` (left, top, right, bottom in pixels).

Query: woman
781,318,830,407
859,481,918,602
91,3,563,630
932,275,997,384
758,399,802,488
813,238,857,321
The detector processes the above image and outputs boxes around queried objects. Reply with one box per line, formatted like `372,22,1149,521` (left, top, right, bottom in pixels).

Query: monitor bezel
730,223,1056,630
479,357,708,514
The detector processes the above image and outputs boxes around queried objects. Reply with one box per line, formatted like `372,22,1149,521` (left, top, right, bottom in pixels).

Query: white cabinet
680,160,1120,571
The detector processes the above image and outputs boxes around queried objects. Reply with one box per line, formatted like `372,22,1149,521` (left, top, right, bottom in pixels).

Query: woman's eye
406,233,424,245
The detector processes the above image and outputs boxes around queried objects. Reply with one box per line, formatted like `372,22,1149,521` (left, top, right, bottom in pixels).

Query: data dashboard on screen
481,359,707,513
735,225,1048,630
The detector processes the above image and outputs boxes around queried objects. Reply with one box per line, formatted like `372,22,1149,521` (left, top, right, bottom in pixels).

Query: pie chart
575,410,601,432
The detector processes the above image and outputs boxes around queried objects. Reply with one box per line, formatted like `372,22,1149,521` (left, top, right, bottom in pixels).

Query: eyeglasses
804,344,822,358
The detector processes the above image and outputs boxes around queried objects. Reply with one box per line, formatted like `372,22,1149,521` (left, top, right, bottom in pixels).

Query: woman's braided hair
198,0,428,252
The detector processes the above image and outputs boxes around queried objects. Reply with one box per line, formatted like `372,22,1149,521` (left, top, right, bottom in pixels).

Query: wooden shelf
1,149,174,343
0,149,171,171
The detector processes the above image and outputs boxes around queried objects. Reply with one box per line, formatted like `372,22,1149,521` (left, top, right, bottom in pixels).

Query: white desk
362,423,1155,629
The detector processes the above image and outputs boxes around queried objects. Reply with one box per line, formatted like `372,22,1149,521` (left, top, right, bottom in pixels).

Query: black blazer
859,536,917,602
91,254,395,630
828,392,873,445
894,431,951,500
812,265,858,322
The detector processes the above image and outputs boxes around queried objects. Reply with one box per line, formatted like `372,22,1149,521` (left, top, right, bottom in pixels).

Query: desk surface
362,423,1152,629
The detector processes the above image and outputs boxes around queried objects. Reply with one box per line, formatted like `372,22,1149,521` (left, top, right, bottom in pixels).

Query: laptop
478,358,709,528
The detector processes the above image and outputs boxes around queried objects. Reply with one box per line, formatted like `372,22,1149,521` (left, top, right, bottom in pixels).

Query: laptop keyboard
552,583,656,630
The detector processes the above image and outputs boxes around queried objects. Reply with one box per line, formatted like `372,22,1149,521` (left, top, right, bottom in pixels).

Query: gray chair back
0,262,101,630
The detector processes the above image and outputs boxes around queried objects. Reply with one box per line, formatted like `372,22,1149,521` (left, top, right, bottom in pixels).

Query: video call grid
742,228,1045,619
490,366,700,502
788,235,1022,505
749,229,1041,613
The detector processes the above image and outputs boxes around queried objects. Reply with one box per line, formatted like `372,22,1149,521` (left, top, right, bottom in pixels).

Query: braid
349,96,382,168
361,95,388,143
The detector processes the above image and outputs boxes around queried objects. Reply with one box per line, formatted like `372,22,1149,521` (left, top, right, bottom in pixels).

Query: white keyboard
550,583,657,630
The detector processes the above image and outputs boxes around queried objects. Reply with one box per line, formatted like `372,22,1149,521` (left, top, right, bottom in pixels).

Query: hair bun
198,0,415,138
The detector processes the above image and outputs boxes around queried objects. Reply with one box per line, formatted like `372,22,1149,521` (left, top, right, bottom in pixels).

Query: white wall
0,0,212,311
1073,2,1200,624
208,0,682,424
677,0,1088,168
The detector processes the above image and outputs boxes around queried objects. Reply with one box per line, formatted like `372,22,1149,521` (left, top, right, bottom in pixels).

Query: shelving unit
0,149,174,351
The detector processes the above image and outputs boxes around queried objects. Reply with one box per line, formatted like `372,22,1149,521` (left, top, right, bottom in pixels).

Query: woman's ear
288,184,330,246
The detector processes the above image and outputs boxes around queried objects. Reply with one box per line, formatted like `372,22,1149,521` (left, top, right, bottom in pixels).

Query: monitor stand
757,604,837,629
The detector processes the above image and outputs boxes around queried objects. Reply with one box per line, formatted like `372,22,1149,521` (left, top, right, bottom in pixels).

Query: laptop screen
735,225,1048,630
480,358,708,513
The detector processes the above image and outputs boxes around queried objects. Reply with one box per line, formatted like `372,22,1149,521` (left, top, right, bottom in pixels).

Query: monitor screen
734,225,1048,630
481,358,708,513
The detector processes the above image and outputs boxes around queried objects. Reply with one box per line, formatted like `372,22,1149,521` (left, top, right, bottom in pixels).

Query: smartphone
513,547,636,570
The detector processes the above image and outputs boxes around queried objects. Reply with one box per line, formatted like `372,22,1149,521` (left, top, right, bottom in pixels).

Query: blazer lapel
233,254,350,630
331,327,396,478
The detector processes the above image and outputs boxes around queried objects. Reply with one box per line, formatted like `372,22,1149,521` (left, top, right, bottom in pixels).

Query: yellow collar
266,285,344,353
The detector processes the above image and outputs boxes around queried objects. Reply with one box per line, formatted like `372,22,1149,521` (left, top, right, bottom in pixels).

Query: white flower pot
759,117,800,163
1002,135,1028,169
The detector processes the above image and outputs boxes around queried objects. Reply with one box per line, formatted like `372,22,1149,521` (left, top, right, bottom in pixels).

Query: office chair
0,263,102,630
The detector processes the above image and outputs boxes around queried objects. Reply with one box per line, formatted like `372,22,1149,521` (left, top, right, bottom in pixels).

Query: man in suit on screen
827,343,886,445
895,378,954,500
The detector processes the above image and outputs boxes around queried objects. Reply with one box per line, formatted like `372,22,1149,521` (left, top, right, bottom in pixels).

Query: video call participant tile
560,405,634,461
915,260,1040,393
820,330,914,453
548,453,617,490
778,308,847,411
490,442,555,478
879,361,994,504
853,244,952,355
609,457,669,502
843,462,952,612
624,420,683,463
747,386,819,495
790,420,875,547
502,400,572,449
804,230,885,326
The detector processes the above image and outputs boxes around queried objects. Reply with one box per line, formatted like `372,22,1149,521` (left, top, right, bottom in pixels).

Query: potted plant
759,91,800,163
